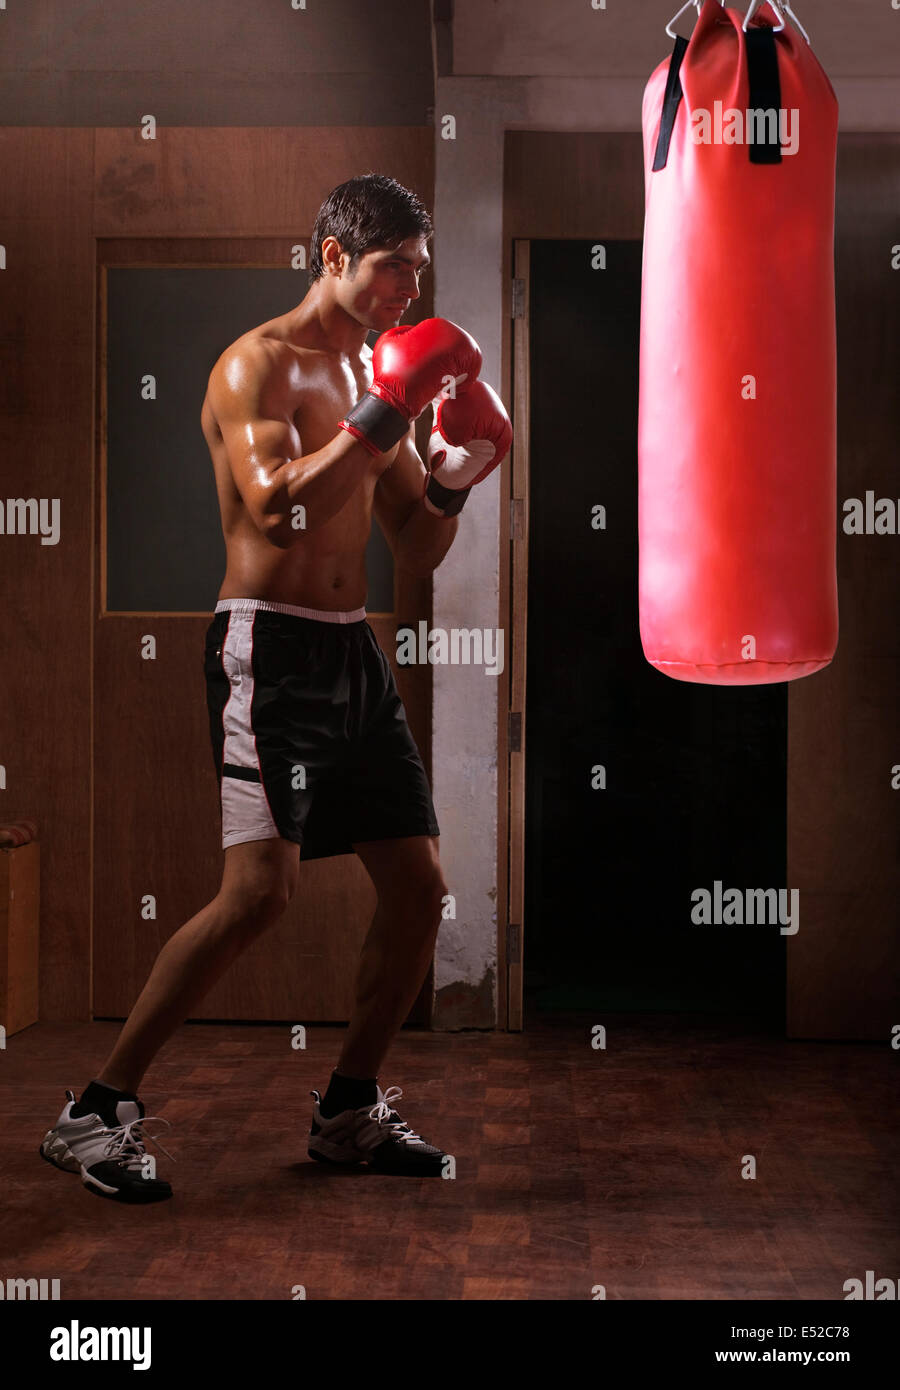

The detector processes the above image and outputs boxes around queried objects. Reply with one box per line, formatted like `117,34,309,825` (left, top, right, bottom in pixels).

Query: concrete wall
0,0,434,125
452,0,900,85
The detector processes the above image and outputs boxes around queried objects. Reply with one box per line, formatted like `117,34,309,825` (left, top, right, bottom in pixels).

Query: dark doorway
523,238,787,1019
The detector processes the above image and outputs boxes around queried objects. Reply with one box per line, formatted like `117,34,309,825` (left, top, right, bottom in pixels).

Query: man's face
334,236,431,329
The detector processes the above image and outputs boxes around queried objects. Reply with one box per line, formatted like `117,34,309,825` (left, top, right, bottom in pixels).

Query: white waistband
215,598,367,624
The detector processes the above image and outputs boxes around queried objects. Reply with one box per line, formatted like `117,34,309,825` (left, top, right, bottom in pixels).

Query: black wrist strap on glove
425,474,471,517
341,392,411,456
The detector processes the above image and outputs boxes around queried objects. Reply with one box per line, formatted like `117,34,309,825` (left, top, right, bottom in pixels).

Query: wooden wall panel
0,127,433,1023
91,130,434,1024
92,128,432,237
788,136,900,1039
0,129,95,1021
504,131,645,240
0,842,41,1036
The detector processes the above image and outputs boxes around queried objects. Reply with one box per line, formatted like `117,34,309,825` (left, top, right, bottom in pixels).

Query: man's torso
200,311,382,610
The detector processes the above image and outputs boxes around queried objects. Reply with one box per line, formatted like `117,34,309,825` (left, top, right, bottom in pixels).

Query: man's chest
289,354,372,454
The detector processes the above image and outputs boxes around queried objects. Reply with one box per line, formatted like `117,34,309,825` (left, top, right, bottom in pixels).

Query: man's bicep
211,348,301,532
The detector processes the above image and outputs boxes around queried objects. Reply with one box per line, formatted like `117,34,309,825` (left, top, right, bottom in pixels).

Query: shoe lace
366,1086,424,1146
102,1115,175,1170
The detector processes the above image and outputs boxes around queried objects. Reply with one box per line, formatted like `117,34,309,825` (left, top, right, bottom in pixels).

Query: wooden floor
2,1014,896,1300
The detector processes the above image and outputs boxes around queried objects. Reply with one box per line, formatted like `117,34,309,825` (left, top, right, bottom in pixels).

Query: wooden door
93,236,434,1023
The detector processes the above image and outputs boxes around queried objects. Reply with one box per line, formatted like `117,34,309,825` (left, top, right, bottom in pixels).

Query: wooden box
0,841,40,1038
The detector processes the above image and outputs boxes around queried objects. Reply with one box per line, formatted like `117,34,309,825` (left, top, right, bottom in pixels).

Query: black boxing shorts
203,598,440,857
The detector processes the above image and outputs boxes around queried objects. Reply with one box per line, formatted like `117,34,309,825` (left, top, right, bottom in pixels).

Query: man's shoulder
207,330,306,413
213,327,293,374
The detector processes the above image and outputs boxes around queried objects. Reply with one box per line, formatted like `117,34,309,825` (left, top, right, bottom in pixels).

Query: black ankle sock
320,1069,377,1118
71,1079,138,1118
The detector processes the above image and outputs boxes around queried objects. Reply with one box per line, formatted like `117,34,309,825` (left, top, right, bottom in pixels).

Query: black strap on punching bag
745,25,783,165
653,23,783,172
652,35,689,172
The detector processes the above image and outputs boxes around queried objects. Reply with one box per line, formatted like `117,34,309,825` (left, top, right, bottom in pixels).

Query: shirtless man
39,174,511,1201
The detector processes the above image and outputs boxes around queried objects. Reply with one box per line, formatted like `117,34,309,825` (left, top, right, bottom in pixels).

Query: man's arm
373,423,459,579
209,340,389,549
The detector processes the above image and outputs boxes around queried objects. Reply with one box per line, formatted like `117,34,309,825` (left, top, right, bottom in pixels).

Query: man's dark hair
308,173,433,283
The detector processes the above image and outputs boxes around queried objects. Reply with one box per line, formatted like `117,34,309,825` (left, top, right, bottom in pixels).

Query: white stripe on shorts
218,609,279,848
214,598,366,848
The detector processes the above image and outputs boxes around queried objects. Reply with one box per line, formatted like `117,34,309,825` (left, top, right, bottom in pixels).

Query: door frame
498,238,531,1031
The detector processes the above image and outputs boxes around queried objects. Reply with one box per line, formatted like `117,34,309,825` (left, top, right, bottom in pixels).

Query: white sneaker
40,1088,174,1203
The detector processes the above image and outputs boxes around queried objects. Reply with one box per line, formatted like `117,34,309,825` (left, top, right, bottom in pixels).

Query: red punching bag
638,0,839,684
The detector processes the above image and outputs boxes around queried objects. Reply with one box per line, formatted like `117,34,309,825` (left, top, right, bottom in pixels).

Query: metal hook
778,1,811,44
743,1,786,34
664,0,811,48
666,0,722,41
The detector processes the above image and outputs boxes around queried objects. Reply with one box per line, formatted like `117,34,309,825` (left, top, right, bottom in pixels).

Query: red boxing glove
424,379,512,517
339,318,482,458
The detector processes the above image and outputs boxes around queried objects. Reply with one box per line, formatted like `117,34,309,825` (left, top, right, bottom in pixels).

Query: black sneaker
40,1088,174,1202
308,1084,447,1176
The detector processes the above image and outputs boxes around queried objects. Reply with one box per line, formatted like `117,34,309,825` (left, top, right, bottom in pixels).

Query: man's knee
219,841,299,926
217,879,292,933
243,878,294,919
382,862,448,924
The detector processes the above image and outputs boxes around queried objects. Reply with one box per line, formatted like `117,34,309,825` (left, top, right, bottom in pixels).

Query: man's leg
96,838,301,1094
335,834,446,1080
308,834,449,1175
